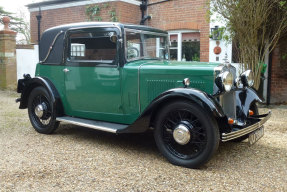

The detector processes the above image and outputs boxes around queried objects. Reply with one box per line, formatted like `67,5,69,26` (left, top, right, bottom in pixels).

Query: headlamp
241,70,254,87
215,71,233,92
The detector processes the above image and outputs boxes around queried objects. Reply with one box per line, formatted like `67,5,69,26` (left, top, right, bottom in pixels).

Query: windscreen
125,29,169,61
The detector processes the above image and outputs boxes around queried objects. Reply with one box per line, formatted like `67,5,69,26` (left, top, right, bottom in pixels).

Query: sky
0,0,36,14
0,0,41,42
0,0,41,24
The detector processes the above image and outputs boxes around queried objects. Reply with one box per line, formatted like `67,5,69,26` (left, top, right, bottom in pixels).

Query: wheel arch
19,77,64,116
119,88,225,133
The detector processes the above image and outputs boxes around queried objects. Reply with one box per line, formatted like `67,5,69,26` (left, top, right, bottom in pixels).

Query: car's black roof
43,22,167,37
39,22,167,64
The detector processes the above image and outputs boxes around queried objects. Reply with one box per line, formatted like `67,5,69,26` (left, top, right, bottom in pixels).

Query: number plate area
248,126,264,145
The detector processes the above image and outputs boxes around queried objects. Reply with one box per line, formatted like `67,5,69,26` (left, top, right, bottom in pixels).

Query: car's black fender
118,88,225,133
17,75,64,116
235,87,262,123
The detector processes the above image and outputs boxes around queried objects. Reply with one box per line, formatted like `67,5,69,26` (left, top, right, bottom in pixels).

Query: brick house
27,0,286,103
27,0,211,62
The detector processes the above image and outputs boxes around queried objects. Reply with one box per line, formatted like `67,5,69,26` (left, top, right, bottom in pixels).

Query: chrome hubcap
173,124,191,145
35,104,44,118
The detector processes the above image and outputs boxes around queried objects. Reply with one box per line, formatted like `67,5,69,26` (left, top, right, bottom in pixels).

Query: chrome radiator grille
220,92,236,119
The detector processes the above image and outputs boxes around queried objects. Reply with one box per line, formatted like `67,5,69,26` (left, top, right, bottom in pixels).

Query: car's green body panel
35,64,65,100
35,60,219,124
137,60,217,111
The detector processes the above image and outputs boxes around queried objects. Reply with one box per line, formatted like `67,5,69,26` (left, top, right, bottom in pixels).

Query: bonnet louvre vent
147,80,176,102
189,80,206,90
146,79,207,102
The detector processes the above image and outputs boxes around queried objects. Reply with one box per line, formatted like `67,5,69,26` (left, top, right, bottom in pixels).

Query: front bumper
221,111,271,142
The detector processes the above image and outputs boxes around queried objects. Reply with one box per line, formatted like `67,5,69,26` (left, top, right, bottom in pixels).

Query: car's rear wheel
154,101,219,168
28,86,59,134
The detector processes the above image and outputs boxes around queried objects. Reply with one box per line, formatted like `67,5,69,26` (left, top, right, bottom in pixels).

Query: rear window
68,31,117,64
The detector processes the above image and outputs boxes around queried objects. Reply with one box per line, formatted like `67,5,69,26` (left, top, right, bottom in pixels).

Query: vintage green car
17,22,271,168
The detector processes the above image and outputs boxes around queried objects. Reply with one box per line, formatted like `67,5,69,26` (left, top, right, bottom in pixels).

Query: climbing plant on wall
109,9,118,22
85,3,118,22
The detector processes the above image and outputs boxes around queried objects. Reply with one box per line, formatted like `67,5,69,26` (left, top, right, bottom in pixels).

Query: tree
0,6,30,44
210,0,287,89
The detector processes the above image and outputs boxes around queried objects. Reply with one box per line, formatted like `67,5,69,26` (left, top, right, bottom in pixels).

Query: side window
68,31,117,65
126,31,142,60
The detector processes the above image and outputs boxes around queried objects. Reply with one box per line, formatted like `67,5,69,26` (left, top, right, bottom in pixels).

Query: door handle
63,68,70,73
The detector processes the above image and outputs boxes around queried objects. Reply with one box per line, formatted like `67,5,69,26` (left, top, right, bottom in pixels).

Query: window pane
182,33,200,42
125,30,168,61
158,37,169,59
182,32,200,61
126,32,141,60
168,32,201,61
170,49,178,61
182,41,200,61
170,34,178,48
69,32,117,64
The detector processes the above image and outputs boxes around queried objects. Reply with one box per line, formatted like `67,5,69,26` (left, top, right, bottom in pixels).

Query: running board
56,116,128,133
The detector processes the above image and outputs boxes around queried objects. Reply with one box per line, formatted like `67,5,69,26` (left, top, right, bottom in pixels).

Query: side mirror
110,35,118,43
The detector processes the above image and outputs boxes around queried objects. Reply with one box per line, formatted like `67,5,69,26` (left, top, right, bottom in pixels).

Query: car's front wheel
28,86,59,134
154,101,219,168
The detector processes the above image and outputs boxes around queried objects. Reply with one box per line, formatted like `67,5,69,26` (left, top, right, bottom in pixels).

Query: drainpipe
140,0,149,25
36,6,42,49
266,50,272,105
140,0,172,25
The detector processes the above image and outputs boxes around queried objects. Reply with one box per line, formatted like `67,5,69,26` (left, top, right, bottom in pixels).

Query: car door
63,27,124,123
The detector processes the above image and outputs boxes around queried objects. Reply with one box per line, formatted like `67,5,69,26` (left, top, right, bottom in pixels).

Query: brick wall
29,0,209,61
270,39,287,104
116,2,141,24
146,0,210,62
30,1,140,43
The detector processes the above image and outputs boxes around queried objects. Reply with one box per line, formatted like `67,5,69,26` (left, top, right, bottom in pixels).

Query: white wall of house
16,45,39,80
209,37,232,63
209,11,232,63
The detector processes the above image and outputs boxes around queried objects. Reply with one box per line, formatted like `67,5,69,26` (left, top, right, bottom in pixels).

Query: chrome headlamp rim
235,77,241,88
222,71,233,92
215,71,234,92
241,70,254,87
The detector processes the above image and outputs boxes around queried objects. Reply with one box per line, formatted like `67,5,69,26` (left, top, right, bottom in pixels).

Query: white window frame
71,43,86,57
168,30,200,61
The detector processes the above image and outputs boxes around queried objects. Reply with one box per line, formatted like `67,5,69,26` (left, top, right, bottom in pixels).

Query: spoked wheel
28,86,59,134
154,101,219,168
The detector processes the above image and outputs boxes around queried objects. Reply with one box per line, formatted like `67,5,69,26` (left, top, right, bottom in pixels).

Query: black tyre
154,101,219,168
232,103,259,142
28,86,59,134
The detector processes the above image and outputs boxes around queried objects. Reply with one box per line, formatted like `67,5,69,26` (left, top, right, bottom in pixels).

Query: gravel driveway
0,90,287,191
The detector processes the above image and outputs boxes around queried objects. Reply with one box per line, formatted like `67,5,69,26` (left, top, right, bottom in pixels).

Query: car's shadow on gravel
55,124,158,154
54,124,287,170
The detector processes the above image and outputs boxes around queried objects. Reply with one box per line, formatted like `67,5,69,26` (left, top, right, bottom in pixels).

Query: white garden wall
16,45,39,80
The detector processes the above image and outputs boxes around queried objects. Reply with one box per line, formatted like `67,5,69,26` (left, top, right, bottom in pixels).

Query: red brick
30,0,210,62
146,0,210,62
270,43,287,103
30,2,140,43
